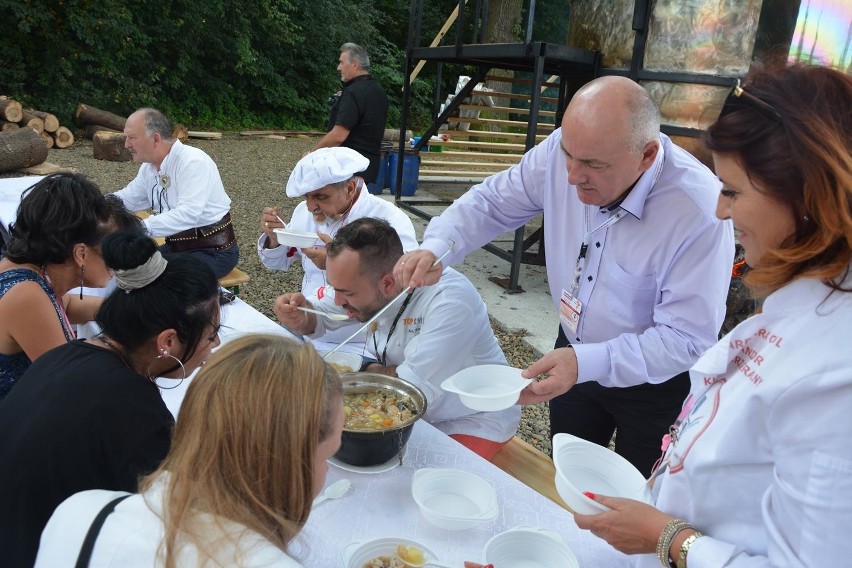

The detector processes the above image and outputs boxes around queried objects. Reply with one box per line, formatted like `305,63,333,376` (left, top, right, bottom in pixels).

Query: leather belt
165,213,237,252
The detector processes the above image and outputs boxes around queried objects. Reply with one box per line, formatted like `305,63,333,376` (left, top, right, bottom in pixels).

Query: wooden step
418,168,505,177
429,139,527,151
419,173,490,182
441,129,548,143
448,116,554,130
476,91,559,104
420,160,511,170
421,149,523,160
458,104,556,117
485,75,560,89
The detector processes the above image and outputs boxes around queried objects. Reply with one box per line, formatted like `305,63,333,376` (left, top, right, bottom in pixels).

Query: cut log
18,162,69,175
0,127,49,173
83,124,119,139
1,121,20,132
19,113,44,134
51,126,74,149
172,124,188,143
0,99,23,123
187,130,222,139
27,109,59,132
92,131,132,161
40,131,55,149
75,103,126,131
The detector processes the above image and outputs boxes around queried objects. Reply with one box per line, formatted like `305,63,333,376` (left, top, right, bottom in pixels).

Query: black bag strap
74,493,132,568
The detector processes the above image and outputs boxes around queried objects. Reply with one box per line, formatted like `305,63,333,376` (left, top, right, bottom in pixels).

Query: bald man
394,77,735,475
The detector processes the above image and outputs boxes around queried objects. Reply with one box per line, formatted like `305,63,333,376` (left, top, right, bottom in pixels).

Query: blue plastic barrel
367,150,389,194
387,149,420,196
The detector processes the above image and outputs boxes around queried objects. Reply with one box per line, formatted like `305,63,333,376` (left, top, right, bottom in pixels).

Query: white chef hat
285,147,369,198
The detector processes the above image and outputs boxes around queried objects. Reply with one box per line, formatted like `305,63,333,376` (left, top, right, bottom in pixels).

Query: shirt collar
610,135,668,221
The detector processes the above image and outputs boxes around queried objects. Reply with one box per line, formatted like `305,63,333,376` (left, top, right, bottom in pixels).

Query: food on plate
343,390,416,430
362,544,425,568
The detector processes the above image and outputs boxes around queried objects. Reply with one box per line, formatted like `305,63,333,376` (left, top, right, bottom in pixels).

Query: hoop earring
80,265,85,300
146,349,187,390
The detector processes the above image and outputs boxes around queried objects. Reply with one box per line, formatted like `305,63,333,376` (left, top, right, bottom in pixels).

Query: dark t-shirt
334,74,389,183
0,340,174,568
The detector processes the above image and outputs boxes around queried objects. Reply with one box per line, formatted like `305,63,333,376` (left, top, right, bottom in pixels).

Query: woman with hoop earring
0,231,221,568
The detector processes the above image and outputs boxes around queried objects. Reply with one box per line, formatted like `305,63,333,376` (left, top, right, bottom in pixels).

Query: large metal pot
335,373,427,467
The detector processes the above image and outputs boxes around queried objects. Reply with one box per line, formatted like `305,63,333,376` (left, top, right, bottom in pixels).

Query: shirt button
587,276,593,281
596,242,601,248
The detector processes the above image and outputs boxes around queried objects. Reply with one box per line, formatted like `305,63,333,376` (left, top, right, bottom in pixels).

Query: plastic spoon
312,478,351,507
297,306,350,321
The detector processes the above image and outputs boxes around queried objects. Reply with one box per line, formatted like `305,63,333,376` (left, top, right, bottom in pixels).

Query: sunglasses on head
719,78,783,123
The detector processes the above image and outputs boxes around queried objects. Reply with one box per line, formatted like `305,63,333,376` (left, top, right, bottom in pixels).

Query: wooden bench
491,436,572,512
219,267,251,295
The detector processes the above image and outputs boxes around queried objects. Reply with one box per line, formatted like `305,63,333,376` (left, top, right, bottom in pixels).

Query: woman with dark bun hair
0,231,221,568
0,173,122,400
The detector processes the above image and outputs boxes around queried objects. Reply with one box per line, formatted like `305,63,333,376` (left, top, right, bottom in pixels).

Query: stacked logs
0,96,75,150
74,103,131,162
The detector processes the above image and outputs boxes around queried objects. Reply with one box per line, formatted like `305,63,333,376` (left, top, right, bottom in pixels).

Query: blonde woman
35,335,344,567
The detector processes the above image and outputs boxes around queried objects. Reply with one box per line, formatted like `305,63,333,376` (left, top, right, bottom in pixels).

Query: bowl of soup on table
320,351,363,374
336,373,427,467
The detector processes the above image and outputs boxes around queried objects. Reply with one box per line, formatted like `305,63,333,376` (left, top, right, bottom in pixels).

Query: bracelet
656,518,692,568
676,531,704,568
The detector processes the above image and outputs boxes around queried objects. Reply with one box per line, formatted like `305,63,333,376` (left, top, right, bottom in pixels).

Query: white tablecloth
159,297,299,418
293,420,631,568
0,176,44,231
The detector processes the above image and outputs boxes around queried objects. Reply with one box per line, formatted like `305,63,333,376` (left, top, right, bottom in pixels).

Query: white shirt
112,139,232,237
36,476,304,567
421,131,735,388
257,187,418,355
635,272,852,568
310,268,520,442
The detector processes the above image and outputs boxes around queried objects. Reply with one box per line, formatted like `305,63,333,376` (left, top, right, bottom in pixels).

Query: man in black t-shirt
311,43,389,184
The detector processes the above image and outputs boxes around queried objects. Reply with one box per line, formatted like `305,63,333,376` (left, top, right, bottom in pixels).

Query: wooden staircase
418,74,560,183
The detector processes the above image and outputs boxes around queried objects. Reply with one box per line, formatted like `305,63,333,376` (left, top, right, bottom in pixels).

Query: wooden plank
485,74,560,89
187,130,222,140
421,150,523,160
492,436,571,512
449,116,554,129
408,1,467,85
442,130,548,142
478,91,559,104
420,159,512,170
458,104,556,117
17,162,69,175
418,168,507,177
239,130,325,137
430,139,527,151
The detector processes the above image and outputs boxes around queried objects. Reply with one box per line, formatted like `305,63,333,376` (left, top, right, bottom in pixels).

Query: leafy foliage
0,0,555,131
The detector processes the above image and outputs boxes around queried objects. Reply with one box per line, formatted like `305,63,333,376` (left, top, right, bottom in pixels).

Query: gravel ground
6,135,552,454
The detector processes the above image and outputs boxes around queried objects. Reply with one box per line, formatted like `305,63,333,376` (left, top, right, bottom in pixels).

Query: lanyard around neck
372,292,415,367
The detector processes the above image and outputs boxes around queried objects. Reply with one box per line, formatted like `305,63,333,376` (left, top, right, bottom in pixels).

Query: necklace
371,292,415,367
39,265,75,339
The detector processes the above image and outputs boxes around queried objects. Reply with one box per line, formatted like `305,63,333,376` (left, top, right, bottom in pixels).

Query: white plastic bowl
319,351,362,374
272,227,319,248
484,525,579,568
341,536,437,568
411,468,498,530
440,364,532,411
552,433,651,515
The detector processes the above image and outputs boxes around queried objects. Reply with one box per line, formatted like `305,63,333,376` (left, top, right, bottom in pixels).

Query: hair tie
114,251,168,292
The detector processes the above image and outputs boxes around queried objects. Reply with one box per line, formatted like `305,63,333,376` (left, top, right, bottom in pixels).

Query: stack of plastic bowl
484,526,579,567
411,468,498,530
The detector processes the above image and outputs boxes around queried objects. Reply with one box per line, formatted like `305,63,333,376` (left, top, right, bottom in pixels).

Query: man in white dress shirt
274,218,520,460
112,108,238,279
395,76,735,475
258,147,417,355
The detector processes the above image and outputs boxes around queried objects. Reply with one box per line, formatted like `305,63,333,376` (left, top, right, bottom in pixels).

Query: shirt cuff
256,235,287,258
571,342,611,384
419,237,447,257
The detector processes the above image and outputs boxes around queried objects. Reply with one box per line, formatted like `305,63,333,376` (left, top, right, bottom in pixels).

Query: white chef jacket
36,475,305,567
112,140,232,237
421,131,735,388
257,186,418,355
635,271,852,568
309,268,520,443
